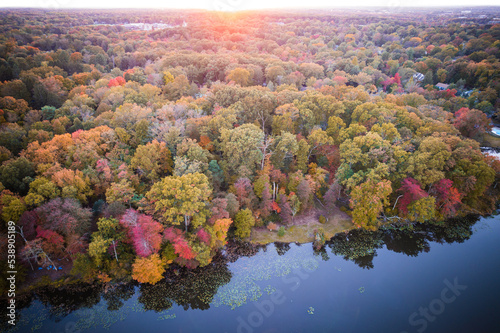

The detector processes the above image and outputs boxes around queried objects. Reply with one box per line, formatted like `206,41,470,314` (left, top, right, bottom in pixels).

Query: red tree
259,182,273,218
35,198,92,238
398,177,428,214
381,73,402,91
18,211,39,241
279,194,293,224
454,107,491,139
164,227,196,260
36,226,65,256
234,177,256,209
297,179,313,211
197,228,211,245
108,76,126,88
120,209,163,257
323,181,341,211
433,179,461,217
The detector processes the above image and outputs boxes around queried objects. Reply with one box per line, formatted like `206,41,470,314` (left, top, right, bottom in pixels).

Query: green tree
91,217,125,263
0,157,34,195
406,136,451,187
326,116,346,145
88,235,109,267
219,124,264,179
406,196,436,223
296,139,310,173
234,208,255,239
146,173,211,232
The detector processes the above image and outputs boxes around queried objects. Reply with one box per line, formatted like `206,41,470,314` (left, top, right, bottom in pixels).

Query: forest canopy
0,8,499,284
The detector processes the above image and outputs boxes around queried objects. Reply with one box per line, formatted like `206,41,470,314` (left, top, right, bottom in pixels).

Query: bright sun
3,0,500,9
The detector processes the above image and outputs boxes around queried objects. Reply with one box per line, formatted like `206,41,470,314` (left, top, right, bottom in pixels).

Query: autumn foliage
108,76,126,88
398,178,428,215
131,254,165,285
0,9,498,284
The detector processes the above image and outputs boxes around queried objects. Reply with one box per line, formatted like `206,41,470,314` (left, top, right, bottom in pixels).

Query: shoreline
3,210,495,301
248,205,355,245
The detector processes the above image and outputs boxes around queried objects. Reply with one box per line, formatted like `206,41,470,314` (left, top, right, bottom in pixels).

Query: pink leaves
196,228,211,245
132,215,163,257
120,209,162,257
398,177,428,214
164,227,196,260
173,238,197,260
120,208,139,228
433,179,461,217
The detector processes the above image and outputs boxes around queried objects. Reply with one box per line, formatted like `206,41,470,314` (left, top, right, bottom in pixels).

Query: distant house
413,72,425,82
436,83,449,90
460,90,474,97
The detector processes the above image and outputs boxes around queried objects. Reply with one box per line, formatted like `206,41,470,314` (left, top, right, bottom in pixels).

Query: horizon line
1,5,500,10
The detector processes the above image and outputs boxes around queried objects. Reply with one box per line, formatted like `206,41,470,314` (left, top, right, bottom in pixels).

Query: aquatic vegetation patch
212,244,316,310
265,285,277,295
158,310,176,320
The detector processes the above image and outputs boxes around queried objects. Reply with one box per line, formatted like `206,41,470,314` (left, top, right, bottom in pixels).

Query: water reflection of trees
34,284,103,321
275,242,291,256
5,257,232,331
225,240,267,262
326,215,481,269
327,229,383,269
102,283,136,311
138,257,232,312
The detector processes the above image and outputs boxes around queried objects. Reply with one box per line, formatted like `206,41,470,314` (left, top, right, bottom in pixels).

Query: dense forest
0,8,499,286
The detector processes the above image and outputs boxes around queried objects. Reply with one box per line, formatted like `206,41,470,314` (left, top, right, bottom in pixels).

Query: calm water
5,214,500,333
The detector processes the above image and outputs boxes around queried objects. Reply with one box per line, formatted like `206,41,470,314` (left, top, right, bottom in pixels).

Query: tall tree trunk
112,240,119,262
184,215,189,233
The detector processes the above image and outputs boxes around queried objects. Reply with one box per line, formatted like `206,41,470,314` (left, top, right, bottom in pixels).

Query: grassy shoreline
248,205,355,245
481,133,500,148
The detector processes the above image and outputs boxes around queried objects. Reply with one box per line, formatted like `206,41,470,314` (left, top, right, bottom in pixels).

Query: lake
5,213,500,333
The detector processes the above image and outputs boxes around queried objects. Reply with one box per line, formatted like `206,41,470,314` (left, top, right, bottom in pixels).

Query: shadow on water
326,214,481,269
138,256,232,312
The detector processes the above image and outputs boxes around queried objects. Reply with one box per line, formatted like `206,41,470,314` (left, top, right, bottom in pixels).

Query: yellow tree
130,140,173,183
406,136,452,187
132,254,165,285
326,116,346,145
163,71,175,85
211,218,232,247
349,179,392,230
226,68,251,87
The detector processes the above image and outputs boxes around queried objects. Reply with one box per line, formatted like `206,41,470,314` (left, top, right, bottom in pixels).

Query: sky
1,0,499,10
